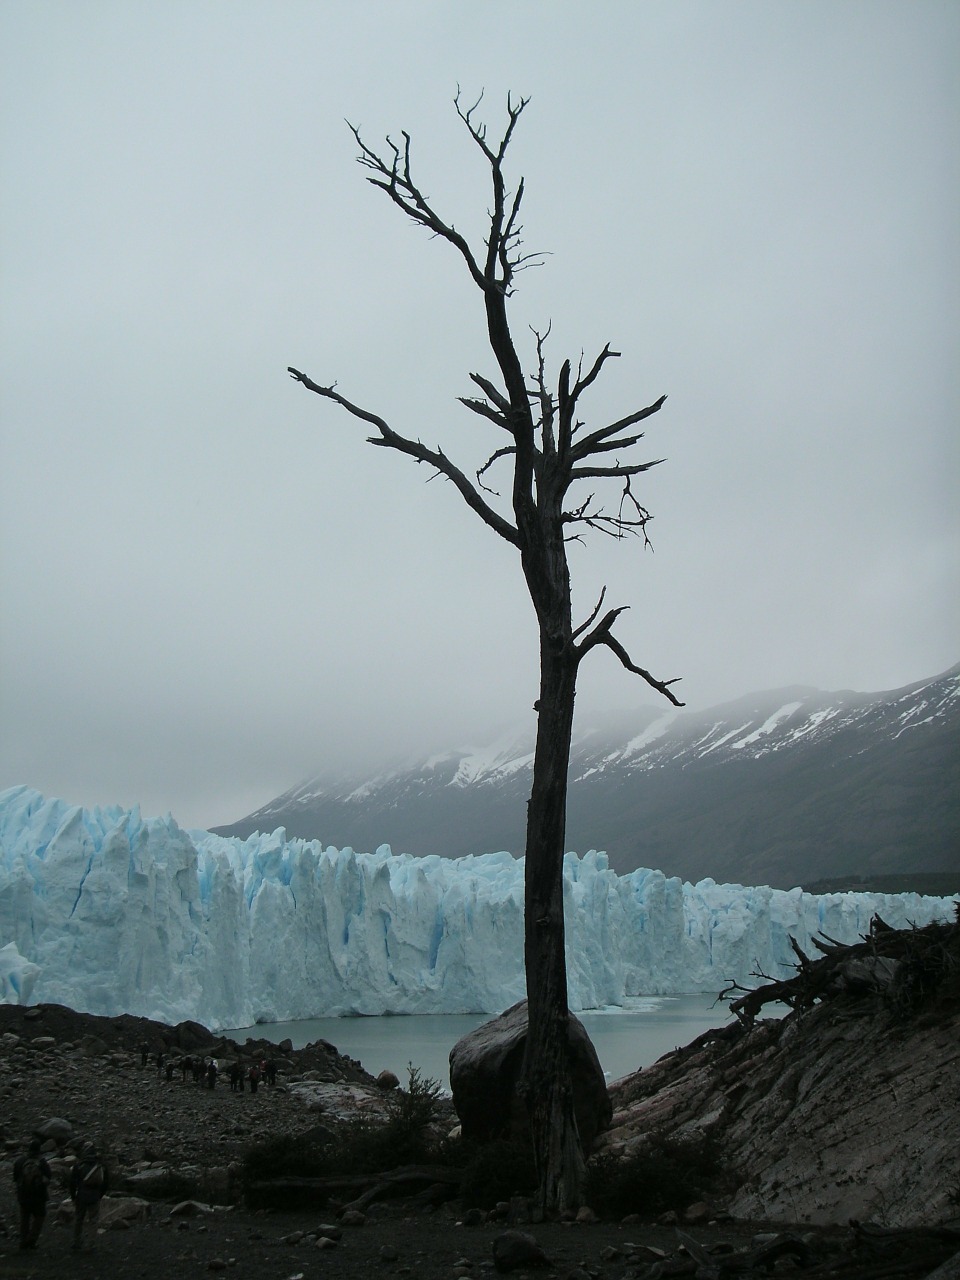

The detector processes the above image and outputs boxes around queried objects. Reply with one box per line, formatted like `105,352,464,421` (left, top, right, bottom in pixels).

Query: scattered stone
379,1243,399,1261
340,1208,366,1226
574,1205,597,1224
35,1116,73,1143
462,1207,485,1226
99,1196,151,1228
376,1069,400,1090
315,1236,338,1250
492,1229,550,1273
169,1200,213,1217
599,1244,620,1260
684,1200,711,1223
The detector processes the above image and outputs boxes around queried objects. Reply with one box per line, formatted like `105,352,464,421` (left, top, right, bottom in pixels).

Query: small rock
315,1236,338,1250
683,1200,710,1223
376,1069,400,1090
36,1116,73,1143
340,1208,366,1226
169,1200,212,1217
600,1244,621,1260
492,1229,550,1273
463,1207,485,1226
314,1223,342,1240
379,1243,399,1261
574,1205,597,1224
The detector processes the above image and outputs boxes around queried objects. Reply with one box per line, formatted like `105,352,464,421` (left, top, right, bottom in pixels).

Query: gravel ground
2,1003,958,1280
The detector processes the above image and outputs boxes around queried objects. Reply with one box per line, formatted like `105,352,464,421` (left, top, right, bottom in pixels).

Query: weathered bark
521,637,584,1214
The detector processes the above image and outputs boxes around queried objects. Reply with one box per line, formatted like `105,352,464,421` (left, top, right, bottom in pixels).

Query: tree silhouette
289,91,683,1214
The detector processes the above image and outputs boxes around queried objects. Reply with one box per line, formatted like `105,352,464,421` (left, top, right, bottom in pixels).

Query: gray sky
2,1,958,832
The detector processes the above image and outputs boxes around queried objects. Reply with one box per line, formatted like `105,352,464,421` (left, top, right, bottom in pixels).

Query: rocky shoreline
2,994,960,1279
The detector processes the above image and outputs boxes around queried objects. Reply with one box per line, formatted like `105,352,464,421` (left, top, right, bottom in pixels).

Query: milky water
223,993,744,1089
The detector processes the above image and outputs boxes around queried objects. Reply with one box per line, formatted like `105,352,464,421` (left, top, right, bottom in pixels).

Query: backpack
19,1157,45,1201
82,1161,105,1189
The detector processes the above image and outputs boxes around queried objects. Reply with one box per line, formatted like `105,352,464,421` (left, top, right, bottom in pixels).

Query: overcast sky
1,1,957,832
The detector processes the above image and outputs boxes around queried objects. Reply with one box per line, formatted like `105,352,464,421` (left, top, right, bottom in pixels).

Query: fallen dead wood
721,907,959,1027
244,1163,463,1212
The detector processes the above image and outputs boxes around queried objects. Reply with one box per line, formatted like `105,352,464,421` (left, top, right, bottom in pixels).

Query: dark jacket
13,1153,51,1206
69,1156,108,1206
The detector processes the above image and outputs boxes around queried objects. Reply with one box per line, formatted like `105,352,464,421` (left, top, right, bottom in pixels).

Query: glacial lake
223,993,745,1089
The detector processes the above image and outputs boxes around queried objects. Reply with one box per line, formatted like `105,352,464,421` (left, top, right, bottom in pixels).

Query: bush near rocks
584,1131,723,1219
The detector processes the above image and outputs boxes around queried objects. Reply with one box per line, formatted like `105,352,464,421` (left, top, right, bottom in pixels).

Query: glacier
1,785,955,1030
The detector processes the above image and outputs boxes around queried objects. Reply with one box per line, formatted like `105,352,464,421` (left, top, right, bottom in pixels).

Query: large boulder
449,1001,612,1148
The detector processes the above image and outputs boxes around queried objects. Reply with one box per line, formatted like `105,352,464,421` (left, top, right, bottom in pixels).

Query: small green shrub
585,1131,722,1218
242,1125,334,1183
458,1138,537,1209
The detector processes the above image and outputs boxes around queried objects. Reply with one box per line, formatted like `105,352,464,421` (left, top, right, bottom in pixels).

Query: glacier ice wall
1,785,954,1030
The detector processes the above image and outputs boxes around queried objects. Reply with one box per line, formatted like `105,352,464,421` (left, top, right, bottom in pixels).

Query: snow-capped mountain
214,665,960,888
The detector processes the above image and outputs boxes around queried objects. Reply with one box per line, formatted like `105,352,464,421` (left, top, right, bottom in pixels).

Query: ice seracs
0,784,954,1030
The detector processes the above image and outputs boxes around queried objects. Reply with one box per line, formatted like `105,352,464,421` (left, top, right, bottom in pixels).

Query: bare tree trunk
521,628,585,1215
288,91,683,1220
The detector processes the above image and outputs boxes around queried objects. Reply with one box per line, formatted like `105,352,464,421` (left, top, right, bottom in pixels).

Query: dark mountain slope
214,665,960,888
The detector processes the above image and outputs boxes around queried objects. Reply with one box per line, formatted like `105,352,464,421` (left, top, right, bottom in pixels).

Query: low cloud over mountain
214,666,960,890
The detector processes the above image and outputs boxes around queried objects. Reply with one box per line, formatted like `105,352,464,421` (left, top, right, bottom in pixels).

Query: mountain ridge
213,664,960,888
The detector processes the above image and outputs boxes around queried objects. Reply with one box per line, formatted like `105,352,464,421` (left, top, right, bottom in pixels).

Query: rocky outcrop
598,918,960,1228
449,1001,612,1147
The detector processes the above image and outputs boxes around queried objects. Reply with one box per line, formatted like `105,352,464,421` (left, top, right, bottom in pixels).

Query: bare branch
574,607,684,705
476,444,516,496
571,587,607,642
529,326,556,457
347,120,486,289
459,396,510,429
468,372,511,413
288,367,519,546
569,395,667,462
569,458,664,481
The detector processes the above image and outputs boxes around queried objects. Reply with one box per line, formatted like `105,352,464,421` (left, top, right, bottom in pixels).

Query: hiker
206,1057,218,1090
228,1060,241,1093
156,1049,165,1078
248,1062,261,1093
180,1054,192,1083
139,1040,149,1067
12,1138,51,1251
266,1057,277,1085
69,1141,107,1252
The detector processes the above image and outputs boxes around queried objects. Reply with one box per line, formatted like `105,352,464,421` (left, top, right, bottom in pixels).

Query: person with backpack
12,1138,51,1251
69,1141,108,1252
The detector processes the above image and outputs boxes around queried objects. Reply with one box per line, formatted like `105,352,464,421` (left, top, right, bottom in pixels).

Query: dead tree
288,92,683,1214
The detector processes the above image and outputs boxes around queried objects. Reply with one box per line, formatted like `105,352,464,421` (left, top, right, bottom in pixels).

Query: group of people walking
141,1042,278,1091
8,1039,281,1254
11,1137,107,1253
